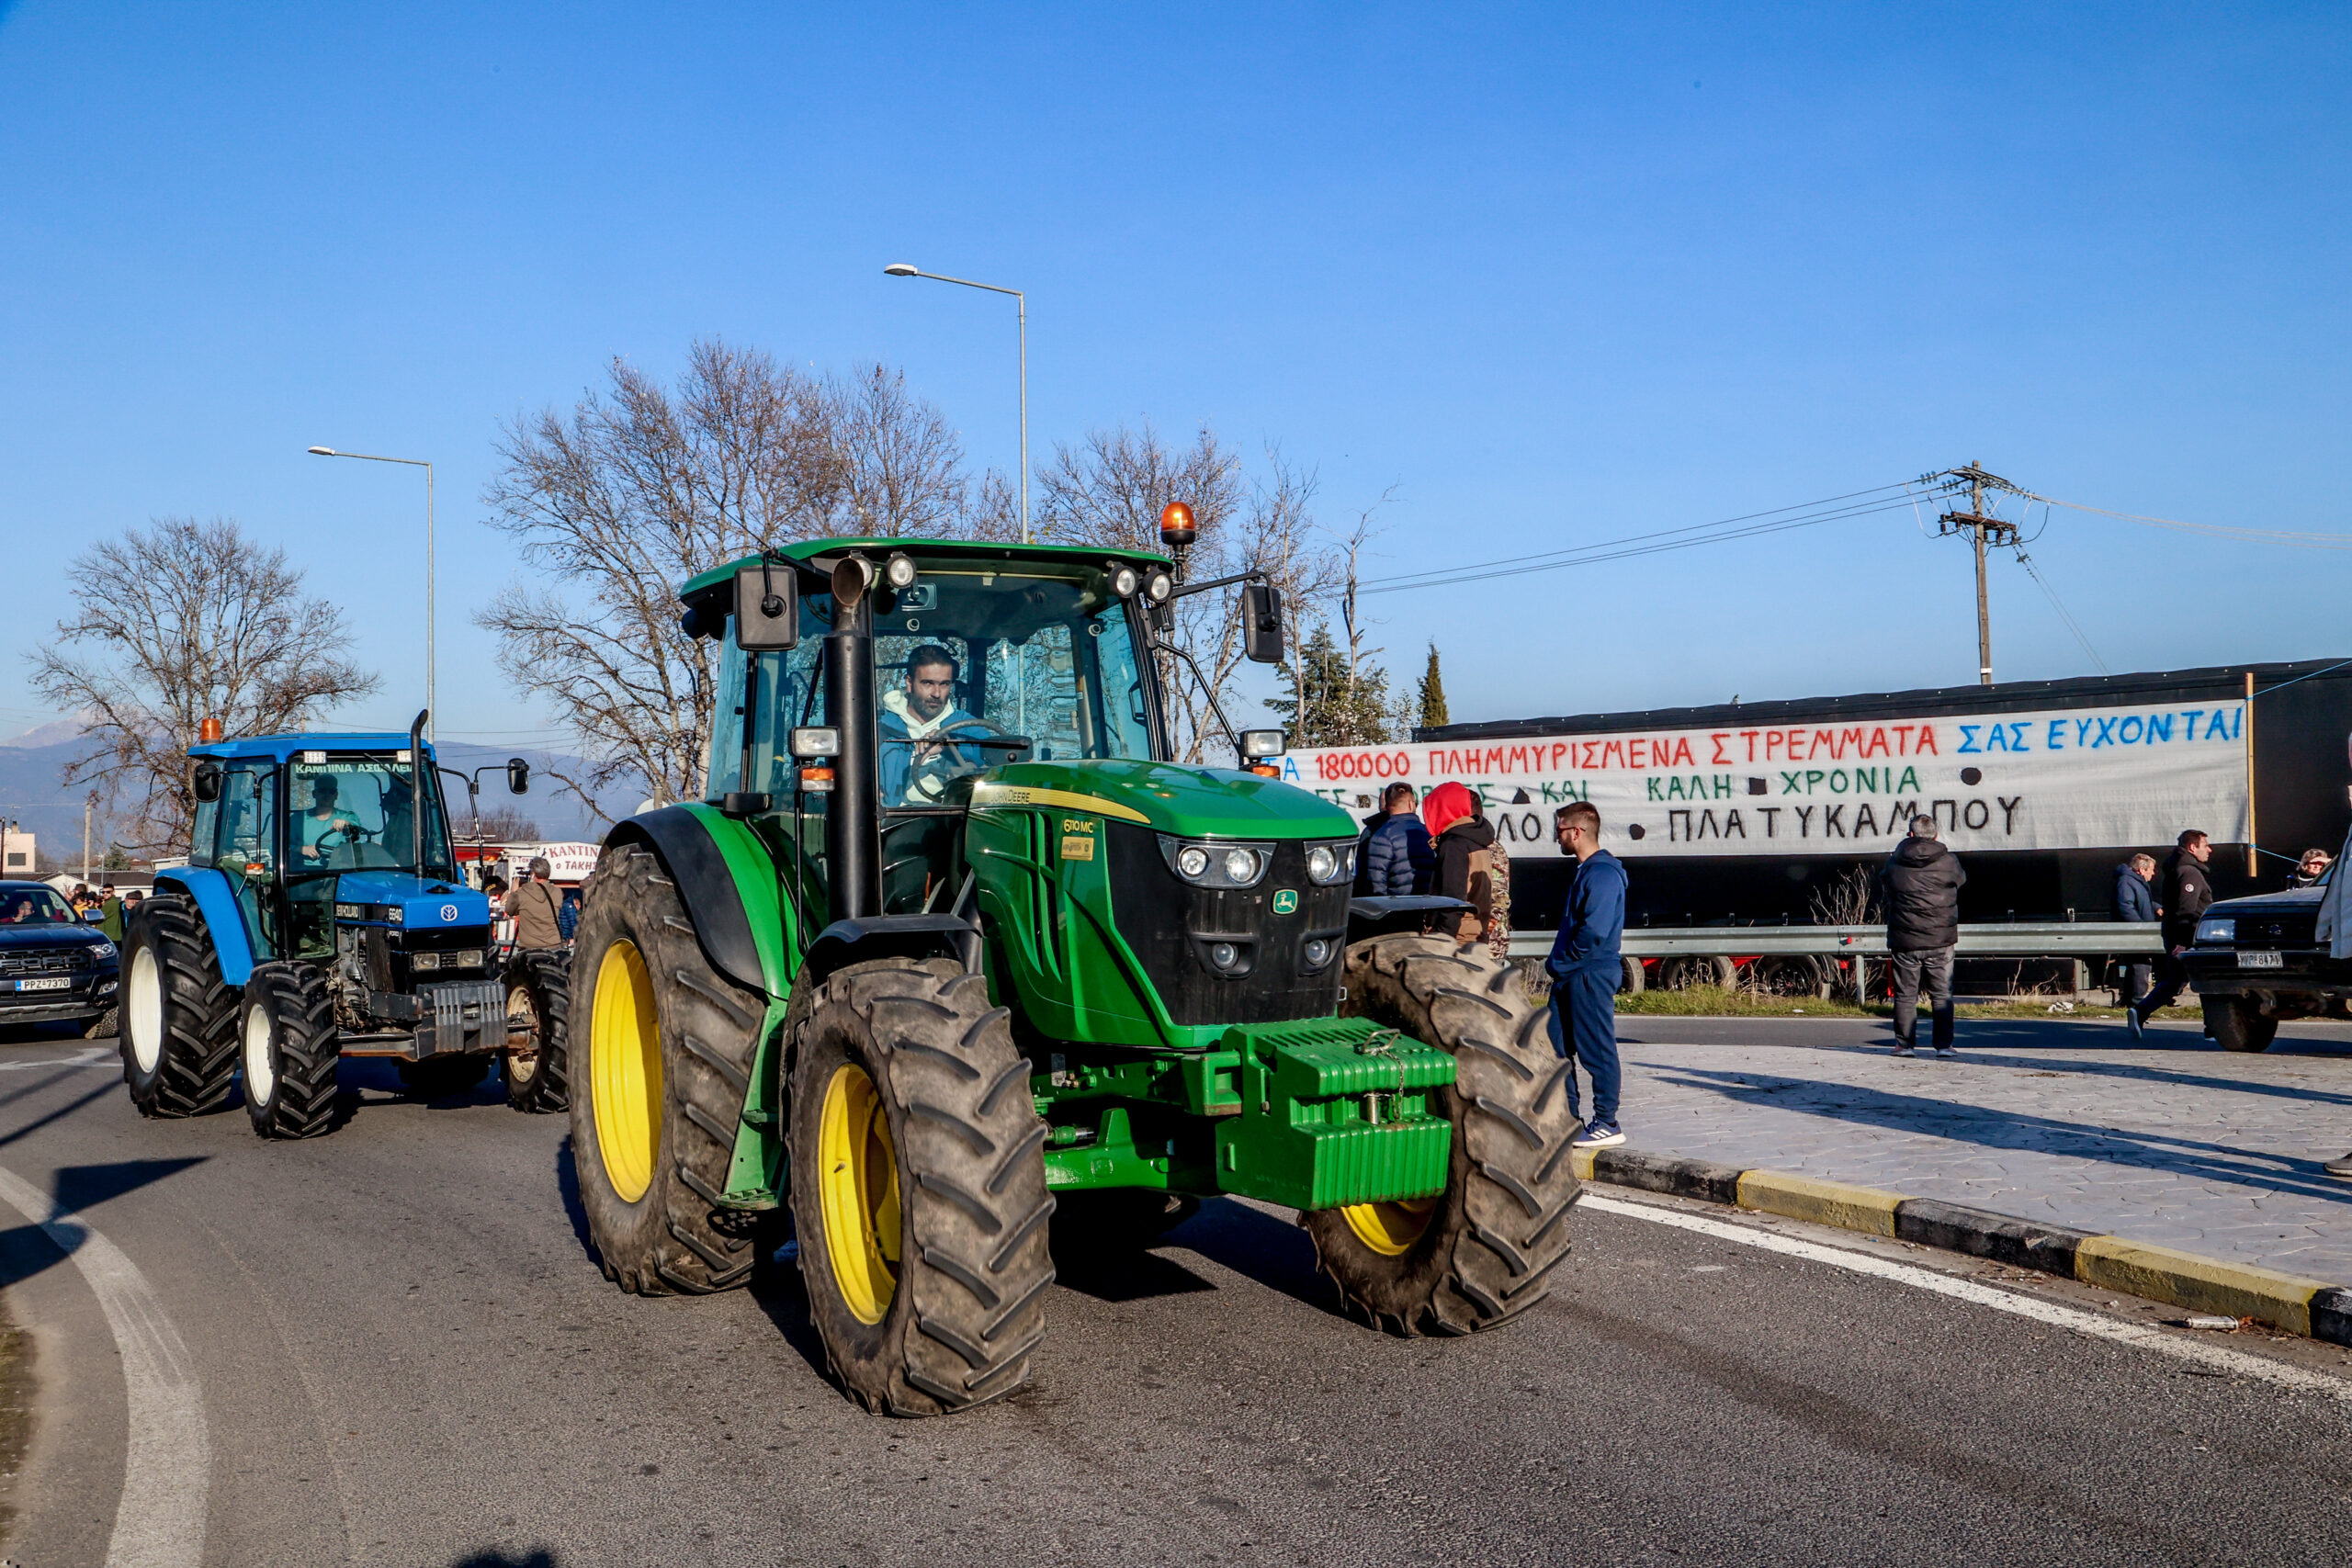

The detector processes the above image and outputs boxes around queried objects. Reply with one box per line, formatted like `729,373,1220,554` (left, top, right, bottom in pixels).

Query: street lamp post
308,446,435,741
883,264,1028,544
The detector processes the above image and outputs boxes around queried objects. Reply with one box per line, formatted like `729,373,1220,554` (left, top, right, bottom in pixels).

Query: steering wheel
896,718,1032,798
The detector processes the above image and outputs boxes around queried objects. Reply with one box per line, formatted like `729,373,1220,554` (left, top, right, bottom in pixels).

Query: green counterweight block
1214,1018,1456,1212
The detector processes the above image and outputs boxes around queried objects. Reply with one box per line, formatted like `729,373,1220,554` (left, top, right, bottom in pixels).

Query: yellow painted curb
1735,1169,1904,1237
2074,1235,2329,1336
1570,1146,1597,1181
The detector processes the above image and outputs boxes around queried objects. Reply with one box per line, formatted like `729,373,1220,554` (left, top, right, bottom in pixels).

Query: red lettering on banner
1740,729,1759,761
1917,726,1938,755
1711,732,1731,764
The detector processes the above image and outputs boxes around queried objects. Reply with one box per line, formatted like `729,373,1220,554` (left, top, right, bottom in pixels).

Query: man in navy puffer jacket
1361,782,1434,897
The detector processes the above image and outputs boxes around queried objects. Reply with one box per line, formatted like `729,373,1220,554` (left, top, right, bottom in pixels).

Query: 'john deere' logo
1272,889,1299,915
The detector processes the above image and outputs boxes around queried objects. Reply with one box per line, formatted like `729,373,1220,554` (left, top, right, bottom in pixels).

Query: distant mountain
0,730,628,861
0,716,93,750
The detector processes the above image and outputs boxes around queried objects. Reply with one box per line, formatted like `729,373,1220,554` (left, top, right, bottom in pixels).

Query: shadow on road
1156,1197,1335,1315
448,1551,559,1567
0,1156,206,1291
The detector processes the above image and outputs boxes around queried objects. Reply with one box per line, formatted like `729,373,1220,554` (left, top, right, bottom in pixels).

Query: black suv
2179,883,2346,1051
0,882,120,1038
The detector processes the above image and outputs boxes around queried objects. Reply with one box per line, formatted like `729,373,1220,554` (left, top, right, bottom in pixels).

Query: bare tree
28,517,379,855
453,803,543,843
479,338,982,818
1037,423,1332,761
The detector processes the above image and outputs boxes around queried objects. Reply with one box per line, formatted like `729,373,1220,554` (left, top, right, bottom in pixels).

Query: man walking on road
1361,782,1433,897
1546,802,1629,1147
1879,815,1966,1056
2111,852,2160,1012
2131,829,2215,1039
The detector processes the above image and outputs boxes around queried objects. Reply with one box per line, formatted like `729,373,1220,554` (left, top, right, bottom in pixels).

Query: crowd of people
1355,784,1629,1150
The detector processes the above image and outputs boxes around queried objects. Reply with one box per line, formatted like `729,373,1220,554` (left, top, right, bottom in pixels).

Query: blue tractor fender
154,866,258,987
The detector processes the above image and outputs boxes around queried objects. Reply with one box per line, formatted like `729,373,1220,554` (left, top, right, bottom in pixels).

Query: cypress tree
1418,644,1450,730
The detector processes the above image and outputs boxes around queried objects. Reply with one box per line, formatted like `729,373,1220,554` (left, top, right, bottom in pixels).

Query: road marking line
0,1045,116,1072
1583,1191,2352,1400
0,1161,209,1567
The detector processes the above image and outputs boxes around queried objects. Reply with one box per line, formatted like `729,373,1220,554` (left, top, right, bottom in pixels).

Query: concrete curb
1569,1145,2352,1346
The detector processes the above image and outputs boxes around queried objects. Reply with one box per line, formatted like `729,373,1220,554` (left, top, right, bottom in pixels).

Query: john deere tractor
567,524,1578,1416
121,717,566,1136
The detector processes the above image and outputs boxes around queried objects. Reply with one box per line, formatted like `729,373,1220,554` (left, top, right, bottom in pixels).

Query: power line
2006,488,2352,549
1358,481,1958,596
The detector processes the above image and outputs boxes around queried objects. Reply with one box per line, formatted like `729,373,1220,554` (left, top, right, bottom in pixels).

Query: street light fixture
883,263,1029,544
308,445,436,741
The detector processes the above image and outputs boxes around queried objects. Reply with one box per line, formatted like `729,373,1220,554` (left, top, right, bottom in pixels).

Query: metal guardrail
1504,921,2165,962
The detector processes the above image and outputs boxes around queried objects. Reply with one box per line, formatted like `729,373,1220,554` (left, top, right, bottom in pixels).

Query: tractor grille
0,950,95,976
1104,824,1348,1027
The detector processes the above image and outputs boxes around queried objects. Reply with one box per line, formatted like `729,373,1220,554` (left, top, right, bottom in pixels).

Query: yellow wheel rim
818,1063,901,1325
1340,1197,1439,1257
590,939,662,1203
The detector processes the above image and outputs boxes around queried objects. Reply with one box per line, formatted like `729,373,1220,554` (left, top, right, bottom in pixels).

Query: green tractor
565,525,1578,1415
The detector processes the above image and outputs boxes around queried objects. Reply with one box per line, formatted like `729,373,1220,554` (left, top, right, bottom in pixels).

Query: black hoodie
1433,815,1499,924
1877,836,1967,951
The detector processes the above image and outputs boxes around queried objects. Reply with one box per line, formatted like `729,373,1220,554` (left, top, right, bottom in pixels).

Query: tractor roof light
883,552,919,590
1110,564,1140,599
1159,502,1196,550
1145,570,1173,603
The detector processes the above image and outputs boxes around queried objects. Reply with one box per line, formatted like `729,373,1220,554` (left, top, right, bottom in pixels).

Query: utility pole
1936,461,2019,686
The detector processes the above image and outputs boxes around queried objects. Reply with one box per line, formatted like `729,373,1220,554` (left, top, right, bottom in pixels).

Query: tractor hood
331,869,492,931
967,758,1356,840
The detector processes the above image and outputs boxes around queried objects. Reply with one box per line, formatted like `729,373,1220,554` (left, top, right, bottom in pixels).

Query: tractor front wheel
239,963,340,1138
787,958,1056,1416
570,844,771,1295
503,951,571,1112
119,894,239,1118
1305,935,1580,1336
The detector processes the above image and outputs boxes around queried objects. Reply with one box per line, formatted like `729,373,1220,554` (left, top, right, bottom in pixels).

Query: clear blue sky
2,3,2346,749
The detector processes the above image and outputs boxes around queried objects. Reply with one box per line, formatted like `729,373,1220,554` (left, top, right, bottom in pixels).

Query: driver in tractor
296,775,364,864
878,644,985,805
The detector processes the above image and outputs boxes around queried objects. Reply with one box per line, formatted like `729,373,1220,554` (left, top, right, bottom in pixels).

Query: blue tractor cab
120,713,566,1137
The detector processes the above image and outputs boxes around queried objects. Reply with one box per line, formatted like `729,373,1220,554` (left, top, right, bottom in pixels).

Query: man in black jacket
2131,829,2215,1038
1877,815,1967,1056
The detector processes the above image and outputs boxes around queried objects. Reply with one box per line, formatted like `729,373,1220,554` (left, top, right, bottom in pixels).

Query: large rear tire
119,894,239,1118
787,959,1056,1416
2203,995,2279,1053
503,951,571,1113
239,963,340,1138
570,844,770,1295
1304,935,1580,1336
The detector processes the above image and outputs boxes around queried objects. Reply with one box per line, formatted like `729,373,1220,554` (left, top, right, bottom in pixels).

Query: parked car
2179,883,2346,1051
0,880,121,1037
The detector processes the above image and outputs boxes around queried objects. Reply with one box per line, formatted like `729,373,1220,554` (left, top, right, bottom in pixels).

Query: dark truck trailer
1285,660,2352,978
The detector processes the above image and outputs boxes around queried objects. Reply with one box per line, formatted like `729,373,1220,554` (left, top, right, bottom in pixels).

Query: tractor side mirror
1241,583,1285,664
734,562,800,651
506,758,530,795
191,759,222,803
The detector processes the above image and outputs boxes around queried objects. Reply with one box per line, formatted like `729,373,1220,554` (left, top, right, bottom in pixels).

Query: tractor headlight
1110,564,1140,598
1305,840,1355,886
412,951,441,972
1159,836,1272,889
1302,937,1334,969
884,552,920,590
2195,917,2235,944
1145,570,1173,604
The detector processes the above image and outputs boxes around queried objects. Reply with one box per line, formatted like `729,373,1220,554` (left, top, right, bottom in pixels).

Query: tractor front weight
1031,1016,1457,1212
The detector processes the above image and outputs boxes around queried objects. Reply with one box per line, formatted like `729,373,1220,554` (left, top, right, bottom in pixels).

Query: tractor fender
1346,895,1472,946
797,914,981,990
155,866,256,987
602,807,767,996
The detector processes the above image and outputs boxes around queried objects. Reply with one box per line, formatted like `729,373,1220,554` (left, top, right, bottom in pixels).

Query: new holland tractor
120,717,567,1136
566,515,1579,1416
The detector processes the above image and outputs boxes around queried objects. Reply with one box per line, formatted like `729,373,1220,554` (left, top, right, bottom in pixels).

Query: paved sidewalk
1606,1014,2352,1281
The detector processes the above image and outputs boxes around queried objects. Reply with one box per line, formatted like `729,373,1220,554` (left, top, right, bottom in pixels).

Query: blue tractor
120,715,567,1137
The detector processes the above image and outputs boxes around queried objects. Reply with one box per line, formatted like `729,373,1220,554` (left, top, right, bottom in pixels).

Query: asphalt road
1617,1010,2352,1055
2,1021,2349,1567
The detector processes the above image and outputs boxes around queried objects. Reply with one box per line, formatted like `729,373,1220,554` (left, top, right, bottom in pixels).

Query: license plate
12,977,68,992
2237,950,2284,969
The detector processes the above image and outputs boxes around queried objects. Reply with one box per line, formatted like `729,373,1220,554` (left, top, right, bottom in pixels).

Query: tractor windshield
285,755,456,877
710,564,1160,806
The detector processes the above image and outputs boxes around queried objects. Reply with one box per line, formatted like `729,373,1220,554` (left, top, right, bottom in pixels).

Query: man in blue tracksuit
1545,800,1629,1147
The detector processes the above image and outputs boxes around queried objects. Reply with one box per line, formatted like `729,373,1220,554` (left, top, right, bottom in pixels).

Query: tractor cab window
708,565,1161,808
286,757,455,876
